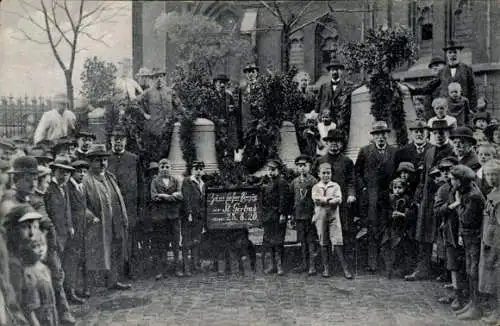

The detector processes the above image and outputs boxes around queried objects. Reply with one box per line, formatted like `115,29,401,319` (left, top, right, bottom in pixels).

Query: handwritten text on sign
206,188,261,229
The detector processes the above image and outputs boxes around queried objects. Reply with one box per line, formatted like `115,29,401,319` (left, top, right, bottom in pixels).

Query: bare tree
259,1,371,72
9,0,125,108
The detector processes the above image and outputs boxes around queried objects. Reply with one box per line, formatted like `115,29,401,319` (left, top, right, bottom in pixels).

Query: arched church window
289,30,304,70
454,0,472,47
217,10,238,33
315,16,339,78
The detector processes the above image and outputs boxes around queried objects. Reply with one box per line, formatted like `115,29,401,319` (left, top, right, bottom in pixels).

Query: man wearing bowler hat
315,129,356,277
82,144,131,291
355,121,397,272
107,126,141,279
315,60,354,143
406,119,456,281
74,129,96,160
34,92,77,145
450,126,480,171
394,120,432,183
213,74,239,154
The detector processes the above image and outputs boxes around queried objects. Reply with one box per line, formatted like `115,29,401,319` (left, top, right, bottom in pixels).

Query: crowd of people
1,39,500,326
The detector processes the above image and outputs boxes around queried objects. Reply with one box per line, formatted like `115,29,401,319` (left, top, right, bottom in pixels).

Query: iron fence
0,95,52,138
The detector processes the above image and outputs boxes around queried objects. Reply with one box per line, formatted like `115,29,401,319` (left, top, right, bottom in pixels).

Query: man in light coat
34,93,76,145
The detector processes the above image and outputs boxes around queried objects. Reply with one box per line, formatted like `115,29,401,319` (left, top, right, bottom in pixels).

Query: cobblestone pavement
72,270,484,326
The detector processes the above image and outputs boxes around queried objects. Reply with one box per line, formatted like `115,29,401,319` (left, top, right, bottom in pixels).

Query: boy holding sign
290,155,318,275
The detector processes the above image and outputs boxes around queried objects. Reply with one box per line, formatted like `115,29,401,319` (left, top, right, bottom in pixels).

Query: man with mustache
107,127,141,280
315,60,354,144
438,41,477,112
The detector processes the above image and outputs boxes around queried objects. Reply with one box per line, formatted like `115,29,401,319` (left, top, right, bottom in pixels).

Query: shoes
437,295,454,304
308,266,317,276
61,311,76,325
450,297,461,310
66,289,86,305
457,306,482,320
155,273,163,281
404,270,429,281
343,269,353,280
108,282,132,291
455,300,472,314
366,267,378,274
443,283,454,289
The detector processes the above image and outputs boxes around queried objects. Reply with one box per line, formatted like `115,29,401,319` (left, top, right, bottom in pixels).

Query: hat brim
72,163,90,169
322,136,344,142
370,128,391,134
49,163,75,171
397,167,416,173
449,134,477,145
35,155,54,162
17,212,43,223
409,125,429,130
327,64,345,70
77,133,96,140
430,125,454,131
87,152,110,158
443,46,464,51
243,67,259,73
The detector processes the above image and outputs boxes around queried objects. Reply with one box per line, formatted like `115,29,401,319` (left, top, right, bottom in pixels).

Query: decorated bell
193,118,218,174
167,122,186,178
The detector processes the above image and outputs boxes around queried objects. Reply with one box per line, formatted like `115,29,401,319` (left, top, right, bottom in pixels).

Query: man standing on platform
213,74,239,157
238,63,260,146
139,68,184,162
355,121,397,273
406,120,456,281
34,93,76,145
82,144,131,291
107,127,141,279
315,60,354,143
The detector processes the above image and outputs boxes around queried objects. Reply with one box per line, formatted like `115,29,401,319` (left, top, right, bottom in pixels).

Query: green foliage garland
341,26,417,145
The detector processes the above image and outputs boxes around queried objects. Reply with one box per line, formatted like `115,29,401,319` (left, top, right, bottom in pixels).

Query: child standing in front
447,82,471,127
181,161,206,276
150,159,183,279
290,155,318,275
449,164,485,320
312,162,350,278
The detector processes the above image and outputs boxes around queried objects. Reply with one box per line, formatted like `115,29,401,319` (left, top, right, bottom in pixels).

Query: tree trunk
64,70,74,109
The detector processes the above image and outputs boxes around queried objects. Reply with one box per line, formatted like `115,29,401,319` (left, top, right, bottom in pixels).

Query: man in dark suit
66,160,90,300
237,63,261,146
213,74,239,156
394,120,432,184
315,60,354,143
107,126,141,279
355,121,397,272
406,120,456,281
438,40,477,112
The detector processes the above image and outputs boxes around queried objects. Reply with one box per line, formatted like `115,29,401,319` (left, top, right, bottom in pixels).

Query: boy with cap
5,204,58,326
181,161,206,276
449,164,485,320
74,130,96,161
290,154,318,275
427,98,458,134
472,112,490,144
261,159,290,275
150,158,183,279
433,156,462,308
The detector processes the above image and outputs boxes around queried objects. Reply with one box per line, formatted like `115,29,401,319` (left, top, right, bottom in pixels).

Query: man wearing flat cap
34,93,77,145
138,67,184,161
315,60,354,143
0,139,16,163
355,121,397,272
82,144,131,291
107,126,141,279
0,156,77,324
213,74,239,154
406,119,456,281
314,129,356,271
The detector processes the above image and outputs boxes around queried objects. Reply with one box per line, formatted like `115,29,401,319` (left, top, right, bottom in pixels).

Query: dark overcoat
67,181,88,243
150,175,182,222
44,181,72,252
107,150,140,227
355,143,397,226
213,89,239,151
438,63,477,111
315,79,353,139
181,177,206,246
415,143,455,244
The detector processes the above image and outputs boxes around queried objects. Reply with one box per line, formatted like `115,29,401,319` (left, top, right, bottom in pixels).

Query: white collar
190,175,203,184
70,177,81,188
113,149,126,155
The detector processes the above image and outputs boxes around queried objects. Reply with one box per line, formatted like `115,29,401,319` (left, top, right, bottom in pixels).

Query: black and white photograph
0,0,499,325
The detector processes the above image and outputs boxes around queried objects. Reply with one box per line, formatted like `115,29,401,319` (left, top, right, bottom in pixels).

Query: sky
0,0,132,98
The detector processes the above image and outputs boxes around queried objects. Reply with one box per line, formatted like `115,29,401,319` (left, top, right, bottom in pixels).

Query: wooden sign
205,187,261,229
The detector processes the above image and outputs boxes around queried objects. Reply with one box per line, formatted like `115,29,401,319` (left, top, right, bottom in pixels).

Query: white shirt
34,108,76,145
316,122,337,156
116,77,143,101
450,68,456,78
70,177,84,193
190,175,204,193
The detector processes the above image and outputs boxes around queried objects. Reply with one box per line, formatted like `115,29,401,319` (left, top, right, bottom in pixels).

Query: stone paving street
72,270,485,326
